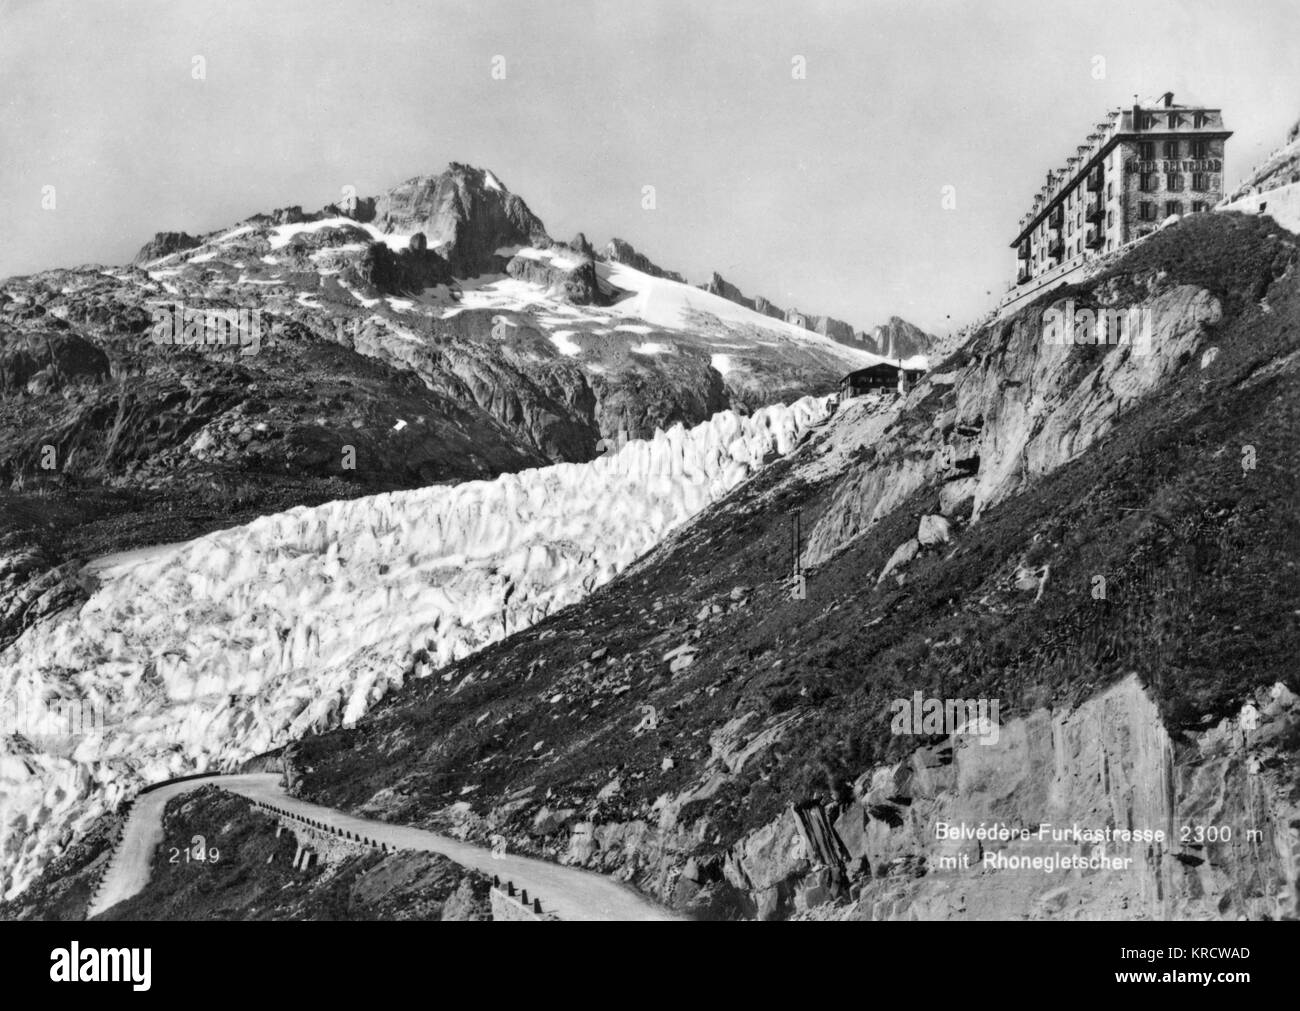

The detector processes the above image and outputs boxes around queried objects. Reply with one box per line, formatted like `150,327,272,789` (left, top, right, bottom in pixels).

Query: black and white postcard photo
1,0,1296,993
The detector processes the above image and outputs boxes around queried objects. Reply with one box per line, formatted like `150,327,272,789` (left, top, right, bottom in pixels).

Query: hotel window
1139,173,1155,192
1107,182,1113,200
1107,210,1114,227
1165,200,1181,217
1166,172,1182,191
1139,201,1154,221
1164,140,1179,159
1142,114,1156,129
1192,172,1208,191
1193,112,1208,128
1138,141,1155,161
1167,113,1180,129
1192,201,1206,213
1191,140,1208,159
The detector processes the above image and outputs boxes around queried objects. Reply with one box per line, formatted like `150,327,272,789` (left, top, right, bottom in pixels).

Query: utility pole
790,510,805,600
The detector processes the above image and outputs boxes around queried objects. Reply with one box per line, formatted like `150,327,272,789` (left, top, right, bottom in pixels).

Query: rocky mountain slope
269,210,1299,920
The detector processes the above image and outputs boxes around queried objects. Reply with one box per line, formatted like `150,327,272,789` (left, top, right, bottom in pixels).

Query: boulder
938,478,977,517
917,514,951,546
832,801,870,861
877,538,919,583
663,642,697,674
793,868,835,912
755,886,783,921
596,777,621,800
530,806,575,835
724,806,808,894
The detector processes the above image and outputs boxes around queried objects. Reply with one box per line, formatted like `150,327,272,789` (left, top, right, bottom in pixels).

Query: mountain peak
371,164,550,275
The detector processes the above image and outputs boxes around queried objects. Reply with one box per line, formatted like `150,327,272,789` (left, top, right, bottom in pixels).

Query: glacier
0,395,831,901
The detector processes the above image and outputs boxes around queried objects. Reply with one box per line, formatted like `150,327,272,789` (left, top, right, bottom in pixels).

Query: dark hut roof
843,363,904,381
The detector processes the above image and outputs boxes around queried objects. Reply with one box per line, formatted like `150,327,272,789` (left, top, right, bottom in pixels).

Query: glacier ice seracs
0,395,830,900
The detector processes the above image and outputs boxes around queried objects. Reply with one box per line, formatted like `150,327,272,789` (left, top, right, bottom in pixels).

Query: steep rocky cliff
701,272,756,310
368,164,550,277
603,238,685,283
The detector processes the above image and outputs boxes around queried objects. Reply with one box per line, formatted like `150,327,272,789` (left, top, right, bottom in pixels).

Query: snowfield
0,395,832,901
267,216,416,252
426,256,921,377
595,261,916,370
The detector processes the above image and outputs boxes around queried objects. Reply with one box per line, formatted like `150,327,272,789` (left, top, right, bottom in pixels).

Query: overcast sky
2,0,1297,333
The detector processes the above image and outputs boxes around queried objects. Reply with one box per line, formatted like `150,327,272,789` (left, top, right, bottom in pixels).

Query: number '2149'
169,834,221,864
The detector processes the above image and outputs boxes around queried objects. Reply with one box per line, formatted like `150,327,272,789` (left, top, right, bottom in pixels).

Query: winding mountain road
88,773,680,921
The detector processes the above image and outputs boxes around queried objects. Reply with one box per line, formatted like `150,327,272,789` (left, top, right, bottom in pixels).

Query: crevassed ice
0,395,830,900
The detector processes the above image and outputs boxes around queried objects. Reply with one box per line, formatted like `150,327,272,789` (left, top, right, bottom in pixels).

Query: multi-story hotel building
1010,92,1231,289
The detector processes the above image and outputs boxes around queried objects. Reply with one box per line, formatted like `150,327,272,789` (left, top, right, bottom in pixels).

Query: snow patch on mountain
549,330,581,356
268,217,416,252
214,225,255,244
